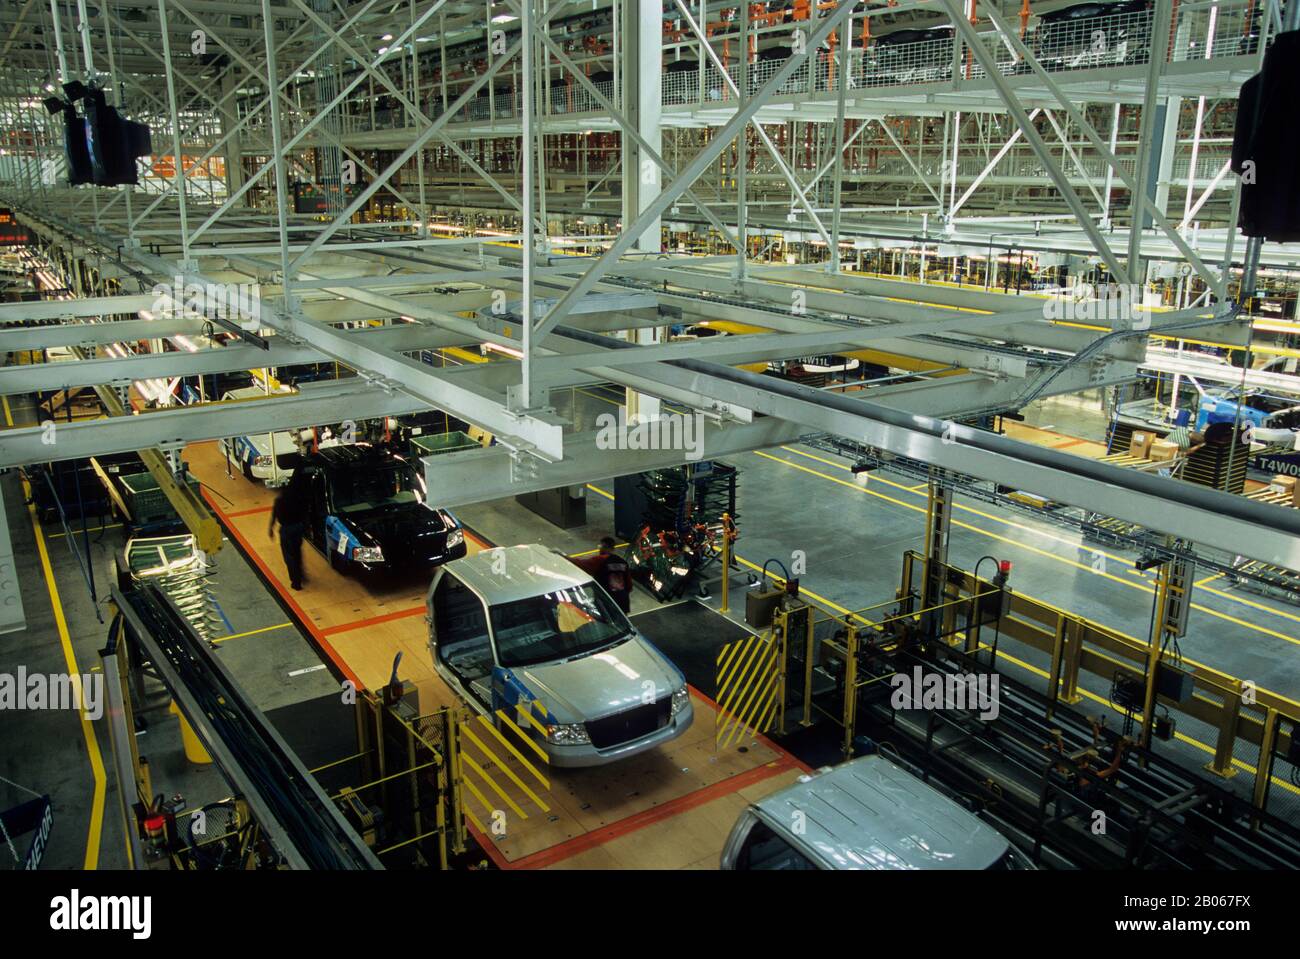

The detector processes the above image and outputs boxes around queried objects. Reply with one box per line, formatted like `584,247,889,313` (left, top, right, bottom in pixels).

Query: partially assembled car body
216,386,303,486
296,443,465,574
426,544,693,767
721,755,1031,870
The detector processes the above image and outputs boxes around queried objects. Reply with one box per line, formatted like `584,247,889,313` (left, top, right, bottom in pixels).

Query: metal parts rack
108,582,381,870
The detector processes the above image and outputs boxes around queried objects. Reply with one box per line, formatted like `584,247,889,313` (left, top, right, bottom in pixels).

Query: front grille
585,699,672,750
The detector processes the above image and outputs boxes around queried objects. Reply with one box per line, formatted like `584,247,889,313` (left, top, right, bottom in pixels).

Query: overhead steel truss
1,0,1298,579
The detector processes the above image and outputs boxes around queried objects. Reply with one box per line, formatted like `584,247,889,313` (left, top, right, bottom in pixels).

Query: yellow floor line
731,554,857,619
212,622,294,644
45,523,124,540
588,474,1299,796
6,394,108,866
577,384,1297,638
25,494,107,868
749,448,1300,704
767,446,1300,645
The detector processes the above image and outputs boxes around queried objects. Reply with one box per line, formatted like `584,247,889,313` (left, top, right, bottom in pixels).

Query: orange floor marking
320,605,425,636
506,754,799,870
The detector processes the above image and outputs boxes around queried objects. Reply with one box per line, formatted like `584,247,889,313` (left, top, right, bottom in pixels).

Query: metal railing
289,3,1263,135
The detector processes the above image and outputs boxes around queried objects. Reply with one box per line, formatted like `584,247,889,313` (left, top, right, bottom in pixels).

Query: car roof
309,443,399,469
443,543,593,605
752,756,1010,870
877,25,953,42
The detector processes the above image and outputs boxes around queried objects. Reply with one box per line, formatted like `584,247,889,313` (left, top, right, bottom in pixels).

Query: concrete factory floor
4,387,1299,869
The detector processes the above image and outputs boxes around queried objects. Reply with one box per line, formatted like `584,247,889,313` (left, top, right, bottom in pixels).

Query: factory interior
0,0,1299,917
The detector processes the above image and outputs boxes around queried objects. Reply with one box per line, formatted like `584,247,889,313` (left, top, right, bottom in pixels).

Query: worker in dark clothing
268,484,307,590
575,536,632,614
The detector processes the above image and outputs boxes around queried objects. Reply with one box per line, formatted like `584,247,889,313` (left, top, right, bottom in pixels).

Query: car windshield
491,584,630,668
332,460,425,511
986,846,1028,870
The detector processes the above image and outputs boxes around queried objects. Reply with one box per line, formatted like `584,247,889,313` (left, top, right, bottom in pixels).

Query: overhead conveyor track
798,432,1300,603
111,583,381,871
546,325,1300,569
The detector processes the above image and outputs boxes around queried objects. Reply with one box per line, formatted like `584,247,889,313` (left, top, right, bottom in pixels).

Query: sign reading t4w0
0,795,53,869
1254,449,1300,477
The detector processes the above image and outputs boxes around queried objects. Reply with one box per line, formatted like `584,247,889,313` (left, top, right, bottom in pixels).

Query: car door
726,815,821,870
429,572,493,712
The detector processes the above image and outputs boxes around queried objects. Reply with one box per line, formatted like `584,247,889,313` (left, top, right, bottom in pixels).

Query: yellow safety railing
899,550,1300,814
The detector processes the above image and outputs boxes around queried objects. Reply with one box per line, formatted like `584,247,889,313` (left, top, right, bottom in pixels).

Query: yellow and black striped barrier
715,630,783,749
455,699,551,839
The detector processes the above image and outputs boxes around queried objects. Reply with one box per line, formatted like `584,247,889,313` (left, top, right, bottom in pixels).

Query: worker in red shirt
575,536,632,614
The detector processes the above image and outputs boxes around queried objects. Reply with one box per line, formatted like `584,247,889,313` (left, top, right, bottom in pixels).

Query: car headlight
254,454,271,467
353,546,384,563
446,528,464,548
671,686,690,716
543,723,590,745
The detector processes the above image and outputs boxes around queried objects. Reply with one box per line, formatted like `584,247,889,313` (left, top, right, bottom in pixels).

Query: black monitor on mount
47,81,153,187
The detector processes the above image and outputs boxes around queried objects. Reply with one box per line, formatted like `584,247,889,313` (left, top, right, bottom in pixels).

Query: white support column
736,0,749,284
1101,103,1121,228
623,0,663,253
1126,0,1176,295
74,0,98,79
49,0,71,83
261,0,296,317
520,0,537,409
829,21,848,273
622,0,664,425
158,0,190,264
1152,98,1182,225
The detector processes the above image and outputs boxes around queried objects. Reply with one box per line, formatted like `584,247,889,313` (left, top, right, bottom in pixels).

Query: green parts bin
410,430,479,457
118,471,203,529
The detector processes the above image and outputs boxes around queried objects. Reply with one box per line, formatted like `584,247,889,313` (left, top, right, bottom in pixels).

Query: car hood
343,504,451,542
513,636,683,724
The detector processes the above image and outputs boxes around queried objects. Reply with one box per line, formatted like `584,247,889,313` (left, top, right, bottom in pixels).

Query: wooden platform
1244,487,1300,510
184,440,807,870
1001,421,1109,458
1097,450,1185,473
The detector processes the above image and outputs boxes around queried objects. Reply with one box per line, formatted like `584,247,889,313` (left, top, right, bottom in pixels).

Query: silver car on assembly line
426,544,694,767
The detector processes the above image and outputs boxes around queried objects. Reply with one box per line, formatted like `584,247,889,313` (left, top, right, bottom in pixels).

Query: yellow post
719,518,732,614
169,701,212,765
1046,614,1067,716
1252,708,1279,820
1140,563,1173,751
1060,617,1084,704
445,709,466,855
842,622,858,760
1206,677,1242,779
774,612,789,736
801,606,815,727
